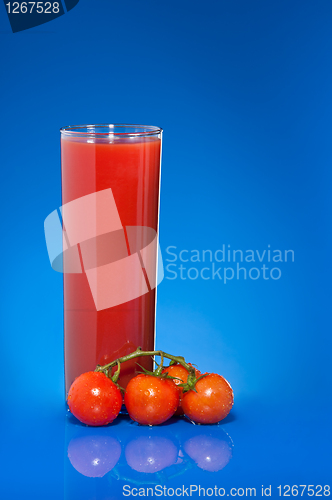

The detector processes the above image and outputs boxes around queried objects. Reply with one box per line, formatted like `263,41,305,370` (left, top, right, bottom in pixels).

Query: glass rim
60,124,162,138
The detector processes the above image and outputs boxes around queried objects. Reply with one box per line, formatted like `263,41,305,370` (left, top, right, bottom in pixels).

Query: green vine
95,346,199,391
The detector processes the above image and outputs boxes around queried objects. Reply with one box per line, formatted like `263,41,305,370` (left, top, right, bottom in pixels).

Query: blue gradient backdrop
0,1,331,498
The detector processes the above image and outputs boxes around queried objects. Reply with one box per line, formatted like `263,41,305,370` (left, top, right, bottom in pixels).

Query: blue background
0,1,331,498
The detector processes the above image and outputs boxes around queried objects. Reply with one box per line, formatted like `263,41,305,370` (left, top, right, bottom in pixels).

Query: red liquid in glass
61,137,161,393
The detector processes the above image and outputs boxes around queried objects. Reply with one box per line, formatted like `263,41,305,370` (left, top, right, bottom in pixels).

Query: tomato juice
61,127,162,393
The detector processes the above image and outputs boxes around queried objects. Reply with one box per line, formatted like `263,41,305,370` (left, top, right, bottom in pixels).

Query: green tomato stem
154,352,164,376
95,347,196,379
111,360,121,383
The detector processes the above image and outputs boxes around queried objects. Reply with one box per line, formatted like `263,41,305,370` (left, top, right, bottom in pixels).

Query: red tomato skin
161,364,201,415
124,374,180,425
67,371,123,426
181,373,234,424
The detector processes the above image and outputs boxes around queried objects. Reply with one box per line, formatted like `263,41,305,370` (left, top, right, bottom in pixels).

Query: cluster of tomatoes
67,361,234,427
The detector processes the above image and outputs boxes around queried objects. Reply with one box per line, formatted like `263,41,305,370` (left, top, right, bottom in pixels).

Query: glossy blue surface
0,0,331,497
1,401,331,499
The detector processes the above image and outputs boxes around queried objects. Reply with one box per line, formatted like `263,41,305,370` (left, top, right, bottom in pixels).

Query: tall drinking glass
60,124,162,393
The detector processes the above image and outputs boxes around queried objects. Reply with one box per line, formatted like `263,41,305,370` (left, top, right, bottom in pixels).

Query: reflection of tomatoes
162,364,201,415
68,435,121,477
67,371,123,426
125,435,178,473
184,434,232,472
124,374,179,425
182,373,233,424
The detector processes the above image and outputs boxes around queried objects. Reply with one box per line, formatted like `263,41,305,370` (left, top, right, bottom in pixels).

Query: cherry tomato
124,374,180,425
67,371,123,426
181,373,233,424
162,364,201,415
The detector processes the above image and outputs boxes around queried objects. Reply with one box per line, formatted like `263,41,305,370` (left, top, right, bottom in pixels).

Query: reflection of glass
61,125,162,393
65,415,234,499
